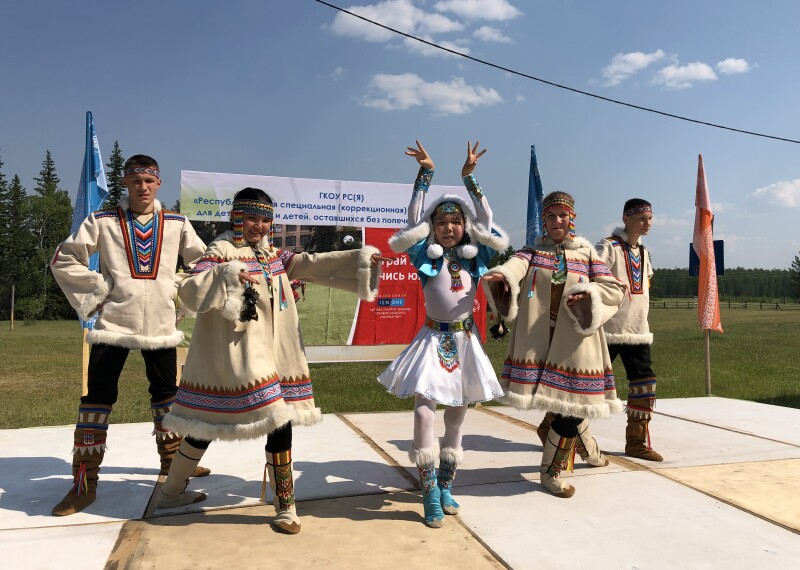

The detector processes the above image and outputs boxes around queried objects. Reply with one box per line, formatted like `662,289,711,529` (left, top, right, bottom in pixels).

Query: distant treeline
651,267,797,301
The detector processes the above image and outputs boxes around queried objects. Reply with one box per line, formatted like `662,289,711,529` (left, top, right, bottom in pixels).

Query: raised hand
461,140,487,178
405,140,434,170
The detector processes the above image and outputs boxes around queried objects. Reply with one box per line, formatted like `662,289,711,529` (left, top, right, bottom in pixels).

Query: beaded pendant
443,248,464,292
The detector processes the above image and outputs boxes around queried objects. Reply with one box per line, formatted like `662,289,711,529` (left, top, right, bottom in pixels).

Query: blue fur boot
437,447,463,515
418,462,444,528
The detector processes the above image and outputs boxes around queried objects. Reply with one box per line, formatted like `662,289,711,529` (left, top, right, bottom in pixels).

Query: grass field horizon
1,287,798,428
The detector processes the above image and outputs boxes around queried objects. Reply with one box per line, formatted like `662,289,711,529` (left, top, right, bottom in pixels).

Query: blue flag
72,111,108,328
525,145,545,246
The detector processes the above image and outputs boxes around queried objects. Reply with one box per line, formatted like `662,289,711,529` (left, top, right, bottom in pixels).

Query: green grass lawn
1,304,798,428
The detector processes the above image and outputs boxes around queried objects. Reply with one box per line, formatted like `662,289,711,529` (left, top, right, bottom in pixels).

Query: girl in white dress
379,141,508,527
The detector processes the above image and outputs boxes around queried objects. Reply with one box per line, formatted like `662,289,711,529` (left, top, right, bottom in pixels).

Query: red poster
350,228,487,345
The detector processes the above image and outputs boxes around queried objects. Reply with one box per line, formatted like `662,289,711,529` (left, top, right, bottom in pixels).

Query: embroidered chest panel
613,238,644,294
514,249,612,279
118,208,165,279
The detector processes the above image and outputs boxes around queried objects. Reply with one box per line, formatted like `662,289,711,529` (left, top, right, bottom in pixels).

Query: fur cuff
563,282,603,336
409,442,440,466
471,222,510,252
221,260,248,321
77,277,113,321
389,222,430,253
484,265,521,322
357,245,381,302
439,446,464,466
605,332,654,345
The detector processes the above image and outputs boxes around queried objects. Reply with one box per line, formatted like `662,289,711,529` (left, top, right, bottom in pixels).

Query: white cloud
329,0,461,42
403,36,470,57
473,25,513,43
716,58,751,74
652,215,692,228
361,73,502,115
752,179,800,207
515,94,525,102
330,67,347,80
651,62,717,89
601,50,665,86
434,0,522,21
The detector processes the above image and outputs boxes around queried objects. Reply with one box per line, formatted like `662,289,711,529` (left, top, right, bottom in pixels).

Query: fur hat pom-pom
458,243,478,259
427,243,444,258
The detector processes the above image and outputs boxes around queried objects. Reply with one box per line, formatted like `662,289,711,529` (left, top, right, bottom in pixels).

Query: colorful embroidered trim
124,167,159,177
614,236,645,295
176,375,283,413
150,398,175,439
501,358,611,395
415,167,434,194
119,208,164,279
462,173,484,203
279,377,315,402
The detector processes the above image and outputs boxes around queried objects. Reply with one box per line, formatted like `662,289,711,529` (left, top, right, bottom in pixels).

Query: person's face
624,211,653,237
124,171,161,213
433,214,464,248
242,214,273,244
543,208,571,243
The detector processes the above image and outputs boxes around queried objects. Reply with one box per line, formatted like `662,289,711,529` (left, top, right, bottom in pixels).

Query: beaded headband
231,198,274,246
124,167,160,178
624,205,653,217
542,196,576,239
432,201,464,219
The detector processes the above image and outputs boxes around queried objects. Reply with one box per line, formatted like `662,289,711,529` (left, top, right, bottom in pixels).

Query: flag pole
704,329,712,396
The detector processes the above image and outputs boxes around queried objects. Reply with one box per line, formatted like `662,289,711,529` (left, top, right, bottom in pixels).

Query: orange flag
692,155,723,332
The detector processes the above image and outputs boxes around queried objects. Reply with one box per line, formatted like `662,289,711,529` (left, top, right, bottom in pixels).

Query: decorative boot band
151,398,177,439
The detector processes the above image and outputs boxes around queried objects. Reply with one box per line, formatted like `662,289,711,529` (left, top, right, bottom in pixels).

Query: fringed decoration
443,248,464,292
569,215,576,239
568,442,576,473
646,422,652,450
251,245,274,298
232,209,244,246
436,332,459,372
278,277,289,311
71,462,89,496
528,267,537,298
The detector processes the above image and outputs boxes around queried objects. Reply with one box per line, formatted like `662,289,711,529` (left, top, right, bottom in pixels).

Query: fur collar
389,194,509,255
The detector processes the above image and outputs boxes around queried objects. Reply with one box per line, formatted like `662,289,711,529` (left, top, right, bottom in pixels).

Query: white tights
413,394,468,453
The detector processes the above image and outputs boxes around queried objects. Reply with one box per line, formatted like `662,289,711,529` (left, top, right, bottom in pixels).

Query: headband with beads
624,205,653,217
231,199,274,246
432,201,464,219
542,196,576,239
124,167,160,178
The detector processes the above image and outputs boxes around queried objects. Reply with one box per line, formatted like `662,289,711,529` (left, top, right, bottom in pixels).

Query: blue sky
2,0,799,268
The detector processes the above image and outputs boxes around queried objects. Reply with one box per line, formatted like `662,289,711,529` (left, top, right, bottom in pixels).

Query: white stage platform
1,398,799,569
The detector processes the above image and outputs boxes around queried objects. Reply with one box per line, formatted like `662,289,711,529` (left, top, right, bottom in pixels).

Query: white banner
180,170,470,226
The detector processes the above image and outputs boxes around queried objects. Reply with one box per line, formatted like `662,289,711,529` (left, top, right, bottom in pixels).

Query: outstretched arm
405,140,434,226
461,140,493,228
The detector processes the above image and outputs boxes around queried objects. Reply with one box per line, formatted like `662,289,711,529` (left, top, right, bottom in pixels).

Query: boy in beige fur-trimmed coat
483,191,626,497
49,154,210,517
594,198,663,461
156,187,385,534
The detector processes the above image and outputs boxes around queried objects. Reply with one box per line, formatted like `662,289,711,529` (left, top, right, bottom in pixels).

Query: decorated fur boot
575,419,609,467
264,449,301,534
540,430,576,498
151,397,211,477
411,445,444,528
537,412,556,445
437,447,463,515
625,415,663,462
52,403,111,516
156,440,208,508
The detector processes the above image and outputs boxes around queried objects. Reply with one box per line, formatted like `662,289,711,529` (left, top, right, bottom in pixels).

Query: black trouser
81,344,177,406
608,344,657,414
551,414,582,438
184,422,293,453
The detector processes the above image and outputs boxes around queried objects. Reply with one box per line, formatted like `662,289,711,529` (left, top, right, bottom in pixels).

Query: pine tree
0,154,10,317
105,140,125,207
3,176,37,319
29,151,73,318
791,254,800,297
